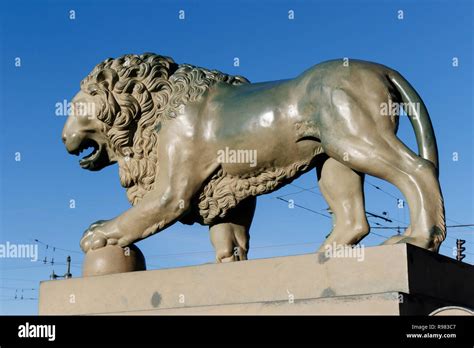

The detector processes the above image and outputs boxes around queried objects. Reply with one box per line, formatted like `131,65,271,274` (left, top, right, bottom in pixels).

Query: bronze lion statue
62,53,445,262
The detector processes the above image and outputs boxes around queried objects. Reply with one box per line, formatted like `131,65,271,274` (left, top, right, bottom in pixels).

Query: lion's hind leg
316,156,370,252
209,197,256,263
321,132,445,252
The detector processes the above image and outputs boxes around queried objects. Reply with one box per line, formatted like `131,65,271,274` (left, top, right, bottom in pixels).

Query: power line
278,186,394,225
276,193,472,232
366,184,474,235
447,217,474,228
366,180,402,201
282,180,414,234
289,183,323,197
445,225,474,243
274,195,473,253
275,195,392,241
287,180,471,227
276,184,321,198
277,182,471,237
33,239,82,255
447,224,474,229
276,192,473,232
287,180,405,208
279,183,402,225
368,231,391,240
366,211,392,223
275,197,332,219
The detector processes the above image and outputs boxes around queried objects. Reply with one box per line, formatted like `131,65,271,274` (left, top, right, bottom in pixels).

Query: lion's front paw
80,220,119,253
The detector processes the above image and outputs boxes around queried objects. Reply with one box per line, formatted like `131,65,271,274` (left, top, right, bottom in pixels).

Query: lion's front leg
79,186,195,253
80,217,148,252
80,147,219,253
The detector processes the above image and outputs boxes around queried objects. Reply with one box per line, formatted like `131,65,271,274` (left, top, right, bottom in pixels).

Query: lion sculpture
62,53,445,262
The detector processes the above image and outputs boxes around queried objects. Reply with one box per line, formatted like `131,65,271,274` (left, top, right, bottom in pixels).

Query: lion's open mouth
74,139,105,170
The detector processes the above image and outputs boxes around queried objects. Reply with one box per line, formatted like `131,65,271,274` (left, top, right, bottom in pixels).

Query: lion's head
62,53,248,205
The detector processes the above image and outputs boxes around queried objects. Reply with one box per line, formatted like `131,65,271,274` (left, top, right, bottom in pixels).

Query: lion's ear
96,69,119,90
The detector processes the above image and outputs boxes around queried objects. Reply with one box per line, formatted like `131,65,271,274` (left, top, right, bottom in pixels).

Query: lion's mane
80,53,246,205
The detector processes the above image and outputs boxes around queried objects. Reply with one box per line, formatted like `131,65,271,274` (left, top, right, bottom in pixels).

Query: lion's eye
89,87,99,96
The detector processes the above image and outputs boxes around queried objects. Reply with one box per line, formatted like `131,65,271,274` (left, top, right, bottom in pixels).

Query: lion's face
62,91,117,171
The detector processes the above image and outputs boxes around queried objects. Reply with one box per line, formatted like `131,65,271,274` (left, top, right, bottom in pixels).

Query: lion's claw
80,220,117,253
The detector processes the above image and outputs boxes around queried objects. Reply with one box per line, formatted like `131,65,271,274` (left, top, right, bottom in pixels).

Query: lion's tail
389,71,446,248
388,72,439,175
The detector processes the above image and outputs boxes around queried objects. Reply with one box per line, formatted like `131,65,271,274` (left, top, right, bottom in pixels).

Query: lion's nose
63,132,82,154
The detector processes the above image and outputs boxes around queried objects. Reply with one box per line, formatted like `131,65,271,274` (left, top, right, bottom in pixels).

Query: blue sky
0,0,472,314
